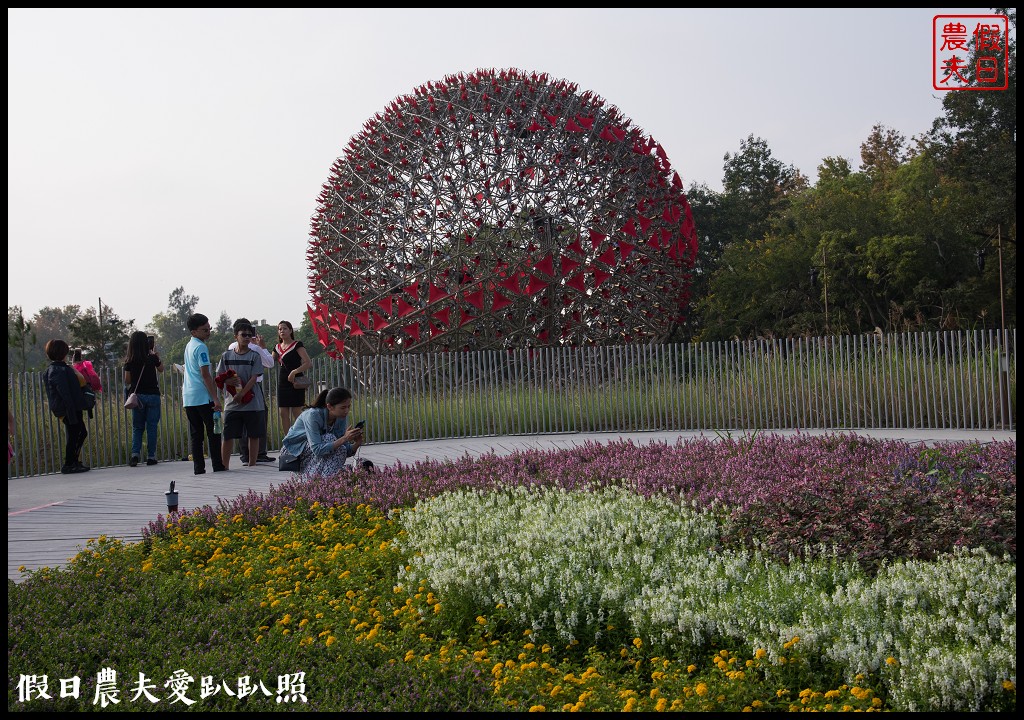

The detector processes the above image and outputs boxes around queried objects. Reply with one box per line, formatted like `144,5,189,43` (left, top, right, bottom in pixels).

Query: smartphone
354,420,365,430
147,335,155,350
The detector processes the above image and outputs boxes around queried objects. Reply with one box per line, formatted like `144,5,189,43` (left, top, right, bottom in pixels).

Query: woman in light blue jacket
280,387,364,479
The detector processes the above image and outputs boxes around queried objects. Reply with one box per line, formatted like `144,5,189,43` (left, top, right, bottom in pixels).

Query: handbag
124,361,144,410
278,452,301,472
291,374,312,389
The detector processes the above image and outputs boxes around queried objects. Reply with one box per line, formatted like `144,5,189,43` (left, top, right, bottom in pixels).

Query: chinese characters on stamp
933,14,1009,91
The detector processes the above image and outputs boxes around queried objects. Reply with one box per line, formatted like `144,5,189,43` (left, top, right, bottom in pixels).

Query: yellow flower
633,637,643,648
850,686,872,700
528,705,546,712
885,656,898,666
695,683,708,697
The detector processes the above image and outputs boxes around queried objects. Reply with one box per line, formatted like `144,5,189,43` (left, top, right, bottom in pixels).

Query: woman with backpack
42,339,90,474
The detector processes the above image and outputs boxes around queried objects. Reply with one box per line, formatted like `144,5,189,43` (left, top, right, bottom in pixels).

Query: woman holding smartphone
123,330,164,467
279,386,363,480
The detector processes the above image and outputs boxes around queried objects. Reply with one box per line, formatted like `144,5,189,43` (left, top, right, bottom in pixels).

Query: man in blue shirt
183,313,225,475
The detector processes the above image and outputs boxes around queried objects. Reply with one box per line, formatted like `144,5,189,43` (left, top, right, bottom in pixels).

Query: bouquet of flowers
215,370,255,405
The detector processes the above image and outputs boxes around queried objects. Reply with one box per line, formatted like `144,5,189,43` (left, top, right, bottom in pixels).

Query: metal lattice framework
306,68,698,356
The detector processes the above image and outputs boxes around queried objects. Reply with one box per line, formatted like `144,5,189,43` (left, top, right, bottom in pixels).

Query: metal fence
8,329,1016,478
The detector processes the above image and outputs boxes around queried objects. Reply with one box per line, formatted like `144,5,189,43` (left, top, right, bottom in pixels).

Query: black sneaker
129,455,139,467
256,455,276,463
147,458,158,466
61,464,89,474
75,463,91,472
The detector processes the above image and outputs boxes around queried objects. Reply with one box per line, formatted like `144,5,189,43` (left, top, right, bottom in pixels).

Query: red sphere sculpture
306,68,698,356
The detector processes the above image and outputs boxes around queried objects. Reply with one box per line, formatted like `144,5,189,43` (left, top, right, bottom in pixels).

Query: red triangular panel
464,289,485,310
428,283,450,304
432,308,451,326
499,275,521,294
534,253,555,277
492,291,513,311
565,273,586,293
525,275,549,296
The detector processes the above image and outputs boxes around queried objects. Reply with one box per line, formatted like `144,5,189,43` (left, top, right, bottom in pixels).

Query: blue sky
7,8,1006,330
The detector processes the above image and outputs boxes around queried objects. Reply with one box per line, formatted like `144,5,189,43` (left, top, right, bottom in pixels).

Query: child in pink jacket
72,348,104,392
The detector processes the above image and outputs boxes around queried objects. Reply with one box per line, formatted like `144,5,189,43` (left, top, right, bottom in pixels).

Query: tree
31,305,81,346
720,134,808,245
149,287,200,348
7,306,38,372
859,123,909,182
215,311,233,335
168,287,199,325
67,303,134,366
